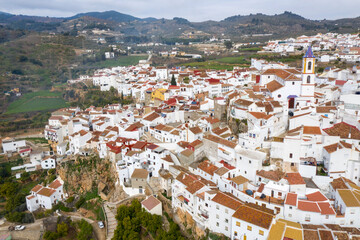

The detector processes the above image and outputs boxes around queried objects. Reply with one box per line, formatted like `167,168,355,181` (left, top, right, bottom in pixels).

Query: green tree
77,219,93,240
43,231,59,240
171,75,176,86
57,222,69,237
224,41,233,50
0,182,19,198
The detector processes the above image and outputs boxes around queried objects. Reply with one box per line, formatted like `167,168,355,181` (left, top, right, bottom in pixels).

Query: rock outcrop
58,155,117,197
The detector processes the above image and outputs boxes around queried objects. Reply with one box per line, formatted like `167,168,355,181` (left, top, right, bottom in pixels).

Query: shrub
77,219,93,240
43,231,59,240
75,197,86,209
22,213,34,223
66,196,75,204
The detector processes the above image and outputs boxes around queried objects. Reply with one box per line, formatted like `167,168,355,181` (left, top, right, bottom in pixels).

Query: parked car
15,225,26,231
98,221,104,229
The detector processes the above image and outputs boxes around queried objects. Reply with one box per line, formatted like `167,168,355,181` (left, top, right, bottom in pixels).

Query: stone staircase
104,203,117,240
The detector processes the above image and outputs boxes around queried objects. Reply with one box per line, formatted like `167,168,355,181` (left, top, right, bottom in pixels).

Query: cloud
0,0,359,21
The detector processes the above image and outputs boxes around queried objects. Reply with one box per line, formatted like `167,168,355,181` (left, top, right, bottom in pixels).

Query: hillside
68,10,141,22
0,11,360,40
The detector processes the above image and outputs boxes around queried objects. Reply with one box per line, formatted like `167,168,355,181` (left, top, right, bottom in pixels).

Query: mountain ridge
1,10,360,40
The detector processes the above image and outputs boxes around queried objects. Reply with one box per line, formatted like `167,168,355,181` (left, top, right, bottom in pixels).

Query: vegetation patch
84,55,147,68
113,199,185,240
6,90,68,114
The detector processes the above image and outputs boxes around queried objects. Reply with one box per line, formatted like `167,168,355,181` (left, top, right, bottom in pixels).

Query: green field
87,55,148,68
185,56,251,70
6,90,68,114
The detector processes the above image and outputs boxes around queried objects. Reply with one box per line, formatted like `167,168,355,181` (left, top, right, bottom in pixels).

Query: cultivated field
6,90,68,114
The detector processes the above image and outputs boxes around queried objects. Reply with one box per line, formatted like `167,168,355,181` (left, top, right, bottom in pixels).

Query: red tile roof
48,179,62,189
232,205,274,229
285,193,298,206
306,191,327,202
297,200,321,213
317,202,336,215
141,196,161,211
212,192,243,211
31,185,43,193
323,122,360,140
285,173,305,185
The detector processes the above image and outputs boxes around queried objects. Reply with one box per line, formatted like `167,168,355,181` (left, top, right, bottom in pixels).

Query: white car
98,221,104,229
15,225,25,231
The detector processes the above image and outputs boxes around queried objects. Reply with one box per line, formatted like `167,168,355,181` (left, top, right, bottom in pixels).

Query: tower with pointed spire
299,46,315,105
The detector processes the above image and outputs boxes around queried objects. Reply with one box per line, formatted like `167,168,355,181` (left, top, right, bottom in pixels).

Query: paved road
0,214,106,240
0,220,43,240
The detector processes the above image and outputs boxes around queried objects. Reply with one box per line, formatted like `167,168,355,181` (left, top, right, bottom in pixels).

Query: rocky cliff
58,155,117,197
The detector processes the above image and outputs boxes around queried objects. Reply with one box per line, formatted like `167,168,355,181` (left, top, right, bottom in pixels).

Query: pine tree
171,74,176,86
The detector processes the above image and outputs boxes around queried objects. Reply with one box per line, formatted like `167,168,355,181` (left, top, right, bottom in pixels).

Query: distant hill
68,10,141,22
0,10,360,40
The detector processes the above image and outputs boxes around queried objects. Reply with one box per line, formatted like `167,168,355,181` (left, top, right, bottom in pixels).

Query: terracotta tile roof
303,230,320,240
323,143,341,154
212,127,229,136
323,122,360,140
232,205,274,229
26,195,35,200
266,80,283,92
180,149,193,157
141,196,161,211
78,130,88,136
125,122,144,131
212,192,242,211
257,183,265,193
257,170,285,182
204,135,237,148
285,193,298,206
189,139,203,148
214,167,229,176
204,117,220,124
176,172,197,187
317,202,336,215
319,230,334,240
303,126,322,135
297,200,321,213
332,232,350,240
48,179,62,189
262,69,301,81
177,141,190,148
285,173,305,185
198,160,218,176
162,155,173,163
143,112,160,121
268,220,286,240
230,175,248,185
186,181,205,194
337,189,360,207
330,177,349,191
234,98,253,107
31,185,43,193
316,106,337,113
249,111,273,120
284,226,303,240
37,187,56,197
306,191,327,202
132,141,148,150
189,126,202,135
131,169,149,179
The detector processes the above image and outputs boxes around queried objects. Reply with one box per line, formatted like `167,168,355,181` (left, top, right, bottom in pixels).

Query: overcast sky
0,0,359,22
